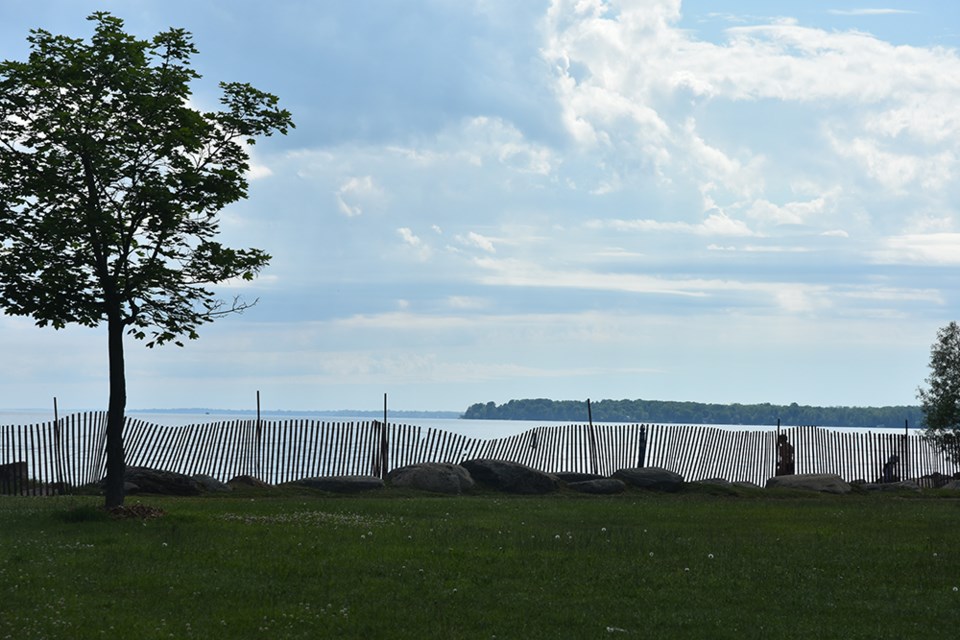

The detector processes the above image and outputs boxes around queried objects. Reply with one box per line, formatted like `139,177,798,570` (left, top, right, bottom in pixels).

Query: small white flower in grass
649,552,654,557
162,542,168,547
954,586,958,592
360,535,366,540
555,534,561,540
601,527,607,532
708,553,714,559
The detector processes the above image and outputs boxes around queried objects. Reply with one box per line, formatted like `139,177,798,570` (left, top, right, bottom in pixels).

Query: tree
0,13,293,507
917,321,960,464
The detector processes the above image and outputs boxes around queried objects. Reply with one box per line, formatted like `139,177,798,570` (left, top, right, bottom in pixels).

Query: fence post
587,398,599,475
380,393,389,479
53,397,66,494
903,419,909,481
255,390,263,479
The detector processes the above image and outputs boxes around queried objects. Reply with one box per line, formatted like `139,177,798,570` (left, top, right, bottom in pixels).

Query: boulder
555,472,607,484
941,479,960,491
612,467,684,492
567,478,626,495
861,480,921,492
696,478,733,487
227,475,271,489
765,473,851,494
387,463,474,495
124,467,201,496
295,475,384,493
459,459,560,494
0,461,28,488
917,473,953,489
193,474,232,492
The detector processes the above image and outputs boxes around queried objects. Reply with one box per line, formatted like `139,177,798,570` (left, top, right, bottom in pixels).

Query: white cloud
828,134,957,191
747,196,830,226
396,227,433,261
827,9,918,16
590,210,756,237
775,285,831,314
872,233,960,265
541,0,960,214
247,163,273,180
447,296,489,310
335,176,382,217
457,231,497,253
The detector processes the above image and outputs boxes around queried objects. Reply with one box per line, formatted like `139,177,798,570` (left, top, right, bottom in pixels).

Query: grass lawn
1,487,958,639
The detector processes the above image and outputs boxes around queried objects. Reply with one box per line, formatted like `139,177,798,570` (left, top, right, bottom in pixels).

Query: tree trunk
103,312,127,509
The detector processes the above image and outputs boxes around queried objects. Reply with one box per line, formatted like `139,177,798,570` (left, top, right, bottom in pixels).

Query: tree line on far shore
462,398,923,428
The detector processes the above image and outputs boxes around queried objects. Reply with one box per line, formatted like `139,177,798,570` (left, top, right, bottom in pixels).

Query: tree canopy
463,398,921,428
0,13,293,506
918,321,960,463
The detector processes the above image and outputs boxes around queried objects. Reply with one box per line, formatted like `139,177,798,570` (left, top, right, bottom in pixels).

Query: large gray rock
612,467,684,492
917,473,954,488
941,479,960,491
295,475,384,493
0,461,28,488
696,478,733,487
124,467,201,496
228,475,271,489
460,459,560,494
861,480,921,492
567,478,627,495
555,472,607,484
765,473,852,494
387,463,475,494
193,474,232,492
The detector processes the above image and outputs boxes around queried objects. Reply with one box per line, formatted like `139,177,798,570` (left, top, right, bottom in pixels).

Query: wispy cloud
827,9,919,16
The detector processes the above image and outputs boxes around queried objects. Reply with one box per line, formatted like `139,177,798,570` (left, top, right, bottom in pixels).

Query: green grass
1,488,959,639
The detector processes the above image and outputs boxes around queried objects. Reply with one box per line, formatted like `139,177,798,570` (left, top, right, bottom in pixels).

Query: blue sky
2,0,959,413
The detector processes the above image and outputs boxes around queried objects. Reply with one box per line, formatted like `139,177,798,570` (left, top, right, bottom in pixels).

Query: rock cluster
765,473,852,494
99,462,960,497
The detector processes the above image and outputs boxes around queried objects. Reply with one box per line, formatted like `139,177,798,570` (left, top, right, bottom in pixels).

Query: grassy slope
1,489,958,639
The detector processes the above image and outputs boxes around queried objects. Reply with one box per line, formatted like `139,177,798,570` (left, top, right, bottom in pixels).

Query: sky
2,0,960,413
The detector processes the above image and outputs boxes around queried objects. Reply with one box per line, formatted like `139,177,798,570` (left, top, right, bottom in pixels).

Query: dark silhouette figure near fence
776,434,795,476
879,454,900,483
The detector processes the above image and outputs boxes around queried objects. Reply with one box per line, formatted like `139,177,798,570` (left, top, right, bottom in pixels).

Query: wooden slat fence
644,424,779,486
2,414,959,495
0,412,108,495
